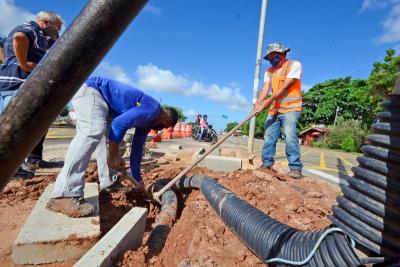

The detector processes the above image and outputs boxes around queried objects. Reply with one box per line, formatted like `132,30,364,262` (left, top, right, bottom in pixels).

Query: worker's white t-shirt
263,60,302,83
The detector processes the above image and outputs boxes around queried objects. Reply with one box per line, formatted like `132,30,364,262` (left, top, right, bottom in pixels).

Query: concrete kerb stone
193,154,242,172
12,183,100,265
75,207,147,267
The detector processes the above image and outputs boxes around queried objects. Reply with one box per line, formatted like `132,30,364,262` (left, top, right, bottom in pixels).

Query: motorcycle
192,124,218,144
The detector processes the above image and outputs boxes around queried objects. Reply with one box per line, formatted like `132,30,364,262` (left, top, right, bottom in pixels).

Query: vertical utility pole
248,0,268,153
334,106,340,127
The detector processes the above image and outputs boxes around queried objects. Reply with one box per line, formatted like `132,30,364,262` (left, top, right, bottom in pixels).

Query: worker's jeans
262,111,303,171
1,90,46,164
52,84,115,198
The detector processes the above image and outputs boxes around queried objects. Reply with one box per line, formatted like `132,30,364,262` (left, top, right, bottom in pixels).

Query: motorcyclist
198,114,209,141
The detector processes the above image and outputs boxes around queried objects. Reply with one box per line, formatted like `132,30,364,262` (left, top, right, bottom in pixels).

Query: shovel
153,110,257,203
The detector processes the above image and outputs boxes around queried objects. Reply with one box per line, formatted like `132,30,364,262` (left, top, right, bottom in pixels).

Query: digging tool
153,110,258,203
119,167,153,200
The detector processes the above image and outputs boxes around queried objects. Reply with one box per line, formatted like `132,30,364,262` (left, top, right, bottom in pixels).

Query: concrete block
197,155,242,172
75,207,147,267
164,152,180,161
191,147,206,162
209,148,221,156
220,149,237,158
12,183,100,265
169,144,183,150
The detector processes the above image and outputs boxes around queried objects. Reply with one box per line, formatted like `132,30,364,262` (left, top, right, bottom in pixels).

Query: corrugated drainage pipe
147,184,178,257
174,175,360,266
330,94,400,258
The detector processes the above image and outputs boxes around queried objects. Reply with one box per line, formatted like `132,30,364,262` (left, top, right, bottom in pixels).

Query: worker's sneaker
288,169,302,179
100,179,131,194
25,159,64,170
14,165,35,179
46,196,96,217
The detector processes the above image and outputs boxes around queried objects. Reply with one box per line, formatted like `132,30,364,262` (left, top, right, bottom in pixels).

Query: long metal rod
0,0,148,190
153,111,257,203
248,0,268,153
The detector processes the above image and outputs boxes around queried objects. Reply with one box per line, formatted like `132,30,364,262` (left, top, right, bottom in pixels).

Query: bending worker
254,42,303,179
47,76,178,217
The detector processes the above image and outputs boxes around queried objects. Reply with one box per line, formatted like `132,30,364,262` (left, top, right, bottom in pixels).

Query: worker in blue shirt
47,76,178,217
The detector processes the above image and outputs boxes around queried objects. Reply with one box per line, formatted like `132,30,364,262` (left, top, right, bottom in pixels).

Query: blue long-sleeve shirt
85,76,161,181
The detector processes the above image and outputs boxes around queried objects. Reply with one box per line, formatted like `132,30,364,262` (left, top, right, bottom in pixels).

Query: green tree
225,122,238,132
300,78,371,127
60,106,69,117
368,48,400,113
241,110,267,138
162,104,187,122
327,120,367,152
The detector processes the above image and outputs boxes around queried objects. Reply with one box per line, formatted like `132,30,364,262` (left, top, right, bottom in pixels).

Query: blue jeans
0,90,17,113
1,90,46,162
262,111,303,170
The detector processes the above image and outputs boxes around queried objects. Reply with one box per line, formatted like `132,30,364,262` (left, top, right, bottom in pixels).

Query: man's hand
20,61,37,72
108,155,125,170
253,101,265,115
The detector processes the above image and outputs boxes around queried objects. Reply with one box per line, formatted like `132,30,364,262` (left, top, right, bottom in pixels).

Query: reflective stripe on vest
268,60,302,115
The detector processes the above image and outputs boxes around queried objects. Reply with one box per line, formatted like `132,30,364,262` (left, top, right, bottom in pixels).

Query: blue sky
1,0,399,130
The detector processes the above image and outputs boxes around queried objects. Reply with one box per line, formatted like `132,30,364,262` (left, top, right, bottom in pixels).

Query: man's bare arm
13,32,36,72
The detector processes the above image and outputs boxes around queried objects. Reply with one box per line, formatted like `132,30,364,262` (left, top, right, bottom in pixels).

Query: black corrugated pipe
174,175,361,266
0,0,148,190
147,184,178,258
330,93,400,259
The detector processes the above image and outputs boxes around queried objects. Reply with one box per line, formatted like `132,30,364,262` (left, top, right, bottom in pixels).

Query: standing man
46,76,179,217
254,43,303,179
0,11,64,178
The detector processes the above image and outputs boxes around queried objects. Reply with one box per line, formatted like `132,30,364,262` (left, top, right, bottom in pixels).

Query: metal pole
248,0,268,153
334,106,340,127
0,0,148,190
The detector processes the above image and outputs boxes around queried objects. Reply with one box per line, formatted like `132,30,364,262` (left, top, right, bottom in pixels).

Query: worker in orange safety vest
254,42,303,179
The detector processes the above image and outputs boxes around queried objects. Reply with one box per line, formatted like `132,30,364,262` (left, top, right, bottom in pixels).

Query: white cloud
361,0,400,43
379,3,400,43
135,63,249,111
184,109,197,116
144,4,161,15
0,0,35,36
96,61,133,85
360,0,390,11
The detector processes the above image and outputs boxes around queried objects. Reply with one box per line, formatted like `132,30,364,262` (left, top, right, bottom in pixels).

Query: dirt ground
0,161,340,267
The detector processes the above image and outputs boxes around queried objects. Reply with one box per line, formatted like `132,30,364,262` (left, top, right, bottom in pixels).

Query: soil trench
0,162,339,267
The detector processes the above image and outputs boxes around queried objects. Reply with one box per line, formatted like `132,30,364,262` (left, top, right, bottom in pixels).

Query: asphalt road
45,128,359,183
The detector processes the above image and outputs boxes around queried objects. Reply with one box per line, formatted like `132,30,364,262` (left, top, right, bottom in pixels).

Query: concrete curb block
74,207,148,267
12,183,100,265
303,168,349,187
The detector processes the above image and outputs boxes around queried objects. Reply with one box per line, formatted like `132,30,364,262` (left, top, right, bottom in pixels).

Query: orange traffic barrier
173,122,181,138
180,123,186,138
162,127,173,140
186,124,193,137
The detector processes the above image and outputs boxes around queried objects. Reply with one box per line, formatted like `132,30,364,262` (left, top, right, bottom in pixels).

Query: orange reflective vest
267,60,302,115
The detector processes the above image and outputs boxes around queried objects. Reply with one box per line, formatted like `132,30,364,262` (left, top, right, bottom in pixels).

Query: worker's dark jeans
262,111,303,170
26,134,47,163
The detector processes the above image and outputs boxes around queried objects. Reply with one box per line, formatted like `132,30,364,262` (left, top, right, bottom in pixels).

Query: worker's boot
288,169,302,179
46,196,96,217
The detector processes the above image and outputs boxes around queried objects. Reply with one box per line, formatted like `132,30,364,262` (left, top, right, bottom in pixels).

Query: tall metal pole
0,0,148,190
248,0,268,153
